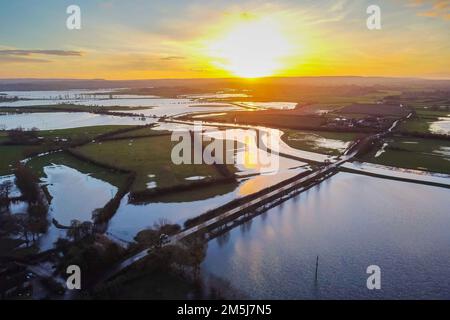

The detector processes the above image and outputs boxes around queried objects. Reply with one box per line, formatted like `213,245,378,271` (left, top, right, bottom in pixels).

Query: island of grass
361,136,450,174
73,134,234,192
281,129,361,156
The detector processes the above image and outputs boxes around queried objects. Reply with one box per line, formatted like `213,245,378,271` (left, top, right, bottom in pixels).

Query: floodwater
284,132,351,154
0,89,115,101
342,161,450,186
0,112,155,130
82,99,242,117
430,117,450,135
0,96,243,119
182,93,251,99
0,174,22,197
0,174,27,214
159,120,333,163
107,168,307,242
38,165,118,250
202,172,450,299
235,101,298,110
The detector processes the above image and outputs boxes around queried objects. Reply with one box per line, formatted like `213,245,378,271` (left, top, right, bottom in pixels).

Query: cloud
0,56,50,63
0,49,83,56
406,0,450,19
0,49,83,65
160,56,186,61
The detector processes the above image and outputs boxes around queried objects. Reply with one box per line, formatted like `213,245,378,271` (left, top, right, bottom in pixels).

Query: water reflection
0,112,155,130
430,117,450,135
108,168,306,241
38,165,117,250
202,173,450,299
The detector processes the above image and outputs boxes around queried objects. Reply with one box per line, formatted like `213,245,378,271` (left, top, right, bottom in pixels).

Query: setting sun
207,18,292,78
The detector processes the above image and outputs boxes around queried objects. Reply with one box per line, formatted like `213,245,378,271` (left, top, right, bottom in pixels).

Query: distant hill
0,76,449,91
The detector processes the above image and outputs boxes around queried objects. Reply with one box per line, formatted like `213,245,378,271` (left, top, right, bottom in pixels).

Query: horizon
1,75,450,81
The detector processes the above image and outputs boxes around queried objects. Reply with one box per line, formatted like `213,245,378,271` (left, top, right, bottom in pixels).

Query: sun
207,18,291,78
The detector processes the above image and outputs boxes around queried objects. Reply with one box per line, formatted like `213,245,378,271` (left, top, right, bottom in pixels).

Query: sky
0,0,449,79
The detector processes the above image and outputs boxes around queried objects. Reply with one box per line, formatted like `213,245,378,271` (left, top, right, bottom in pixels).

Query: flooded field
38,164,118,250
430,117,450,135
1,89,449,300
0,112,154,130
202,172,450,299
235,101,298,110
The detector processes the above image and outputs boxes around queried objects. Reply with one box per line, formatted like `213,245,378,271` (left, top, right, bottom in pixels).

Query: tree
66,220,93,241
14,164,49,242
7,128,38,144
0,181,12,214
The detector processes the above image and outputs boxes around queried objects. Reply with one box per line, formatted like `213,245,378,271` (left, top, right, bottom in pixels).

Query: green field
0,131,8,144
37,125,136,143
107,126,170,140
281,129,360,156
362,137,450,174
0,125,139,176
196,112,327,130
302,90,401,105
398,110,449,134
75,135,225,191
398,118,432,134
0,145,37,175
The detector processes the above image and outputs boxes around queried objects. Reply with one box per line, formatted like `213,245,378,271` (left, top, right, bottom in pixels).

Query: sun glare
208,18,291,78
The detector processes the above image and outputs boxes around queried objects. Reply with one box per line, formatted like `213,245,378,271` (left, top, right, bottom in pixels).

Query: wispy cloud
0,56,50,63
406,0,450,19
161,56,186,61
0,49,83,56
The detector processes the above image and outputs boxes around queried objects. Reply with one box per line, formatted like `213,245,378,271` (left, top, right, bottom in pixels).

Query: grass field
281,129,360,156
37,125,135,143
362,136,450,174
197,111,327,130
0,131,8,144
0,145,34,175
398,118,432,133
0,125,138,176
398,110,450,134
107,126,170,139
75,135,225,191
